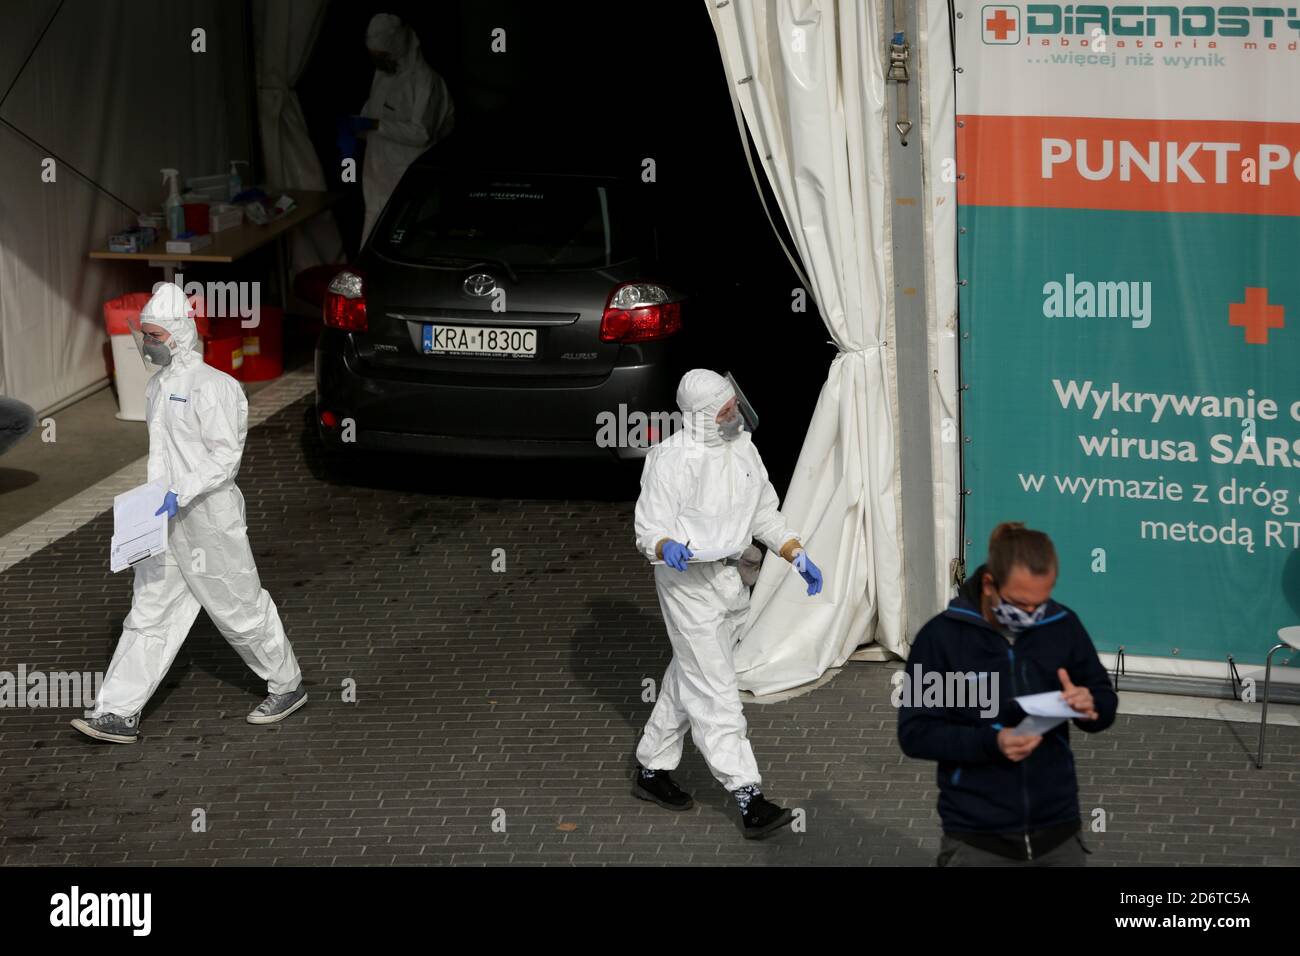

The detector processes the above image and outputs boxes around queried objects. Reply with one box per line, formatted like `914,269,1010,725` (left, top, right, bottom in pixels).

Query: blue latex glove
335,119,359,160
154,490,178,519
794,551,823,596
661,540,693,572
348,115,378,133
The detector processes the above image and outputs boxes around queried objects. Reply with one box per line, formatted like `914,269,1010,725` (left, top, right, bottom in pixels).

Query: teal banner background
959,205,1300,663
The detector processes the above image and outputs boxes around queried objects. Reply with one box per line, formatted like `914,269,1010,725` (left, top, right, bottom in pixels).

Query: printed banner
956,2,1300,663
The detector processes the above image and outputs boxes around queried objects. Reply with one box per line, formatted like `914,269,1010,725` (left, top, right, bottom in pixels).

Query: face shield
724,372,759,433
128,313,175,370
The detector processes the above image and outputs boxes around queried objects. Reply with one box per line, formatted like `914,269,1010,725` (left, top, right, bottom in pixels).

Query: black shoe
740,794,794,839
631,767,694,811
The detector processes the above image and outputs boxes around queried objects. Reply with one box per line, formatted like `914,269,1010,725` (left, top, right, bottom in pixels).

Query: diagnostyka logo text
1023,4,1300,43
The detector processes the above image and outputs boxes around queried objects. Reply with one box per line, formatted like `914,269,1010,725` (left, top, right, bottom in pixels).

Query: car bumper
315,332,677,460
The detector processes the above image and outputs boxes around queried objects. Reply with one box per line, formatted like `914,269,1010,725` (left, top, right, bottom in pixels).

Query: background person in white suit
355,13,455,247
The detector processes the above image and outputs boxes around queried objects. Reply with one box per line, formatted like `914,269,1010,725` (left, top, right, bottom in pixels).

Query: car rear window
377,174,633,269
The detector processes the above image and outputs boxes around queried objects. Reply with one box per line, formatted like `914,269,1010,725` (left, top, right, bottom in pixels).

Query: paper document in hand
1010,714,1066,737
1014,690,1087,719
650,546,738,566
110,479,170,573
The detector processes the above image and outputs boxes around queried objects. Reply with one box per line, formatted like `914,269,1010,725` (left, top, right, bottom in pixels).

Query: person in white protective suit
71,283,306,744
355,13,455,247
632,369,824,839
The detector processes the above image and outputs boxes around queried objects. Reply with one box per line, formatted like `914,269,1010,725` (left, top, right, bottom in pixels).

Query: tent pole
885,0,942,639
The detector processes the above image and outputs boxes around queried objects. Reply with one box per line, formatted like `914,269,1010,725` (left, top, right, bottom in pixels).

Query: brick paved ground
1,397,1297,865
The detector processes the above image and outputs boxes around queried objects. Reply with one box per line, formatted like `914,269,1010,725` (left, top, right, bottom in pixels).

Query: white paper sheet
1015,691,1087,719
110,480,169,573
1009,714,1066,737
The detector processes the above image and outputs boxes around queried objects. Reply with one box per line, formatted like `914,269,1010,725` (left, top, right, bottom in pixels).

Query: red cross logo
983,6,1020,43
1229,287,1284,345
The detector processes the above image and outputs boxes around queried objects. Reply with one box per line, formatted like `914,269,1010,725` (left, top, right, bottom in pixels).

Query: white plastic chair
1256,626,1300,768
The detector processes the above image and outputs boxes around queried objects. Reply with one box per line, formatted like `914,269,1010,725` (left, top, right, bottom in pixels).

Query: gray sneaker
247,685,308,725
71,713,140,744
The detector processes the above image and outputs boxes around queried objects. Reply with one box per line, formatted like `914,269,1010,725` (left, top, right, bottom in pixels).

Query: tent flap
706,0,906,695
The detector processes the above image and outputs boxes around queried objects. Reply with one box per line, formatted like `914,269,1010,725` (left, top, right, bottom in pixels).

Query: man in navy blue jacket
898,522,1118,866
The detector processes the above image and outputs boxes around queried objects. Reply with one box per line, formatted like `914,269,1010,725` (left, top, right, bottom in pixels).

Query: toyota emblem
463,273,497,297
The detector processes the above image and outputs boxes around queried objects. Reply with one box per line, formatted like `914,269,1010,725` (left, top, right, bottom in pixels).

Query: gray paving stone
0,397,1297,866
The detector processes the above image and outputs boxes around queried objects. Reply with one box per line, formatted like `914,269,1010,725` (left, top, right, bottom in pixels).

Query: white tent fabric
706,0,904,695
0,0,253,413
253,0,343,275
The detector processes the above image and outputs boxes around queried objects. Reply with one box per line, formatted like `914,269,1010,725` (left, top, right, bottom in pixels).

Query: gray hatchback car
315,147,688,462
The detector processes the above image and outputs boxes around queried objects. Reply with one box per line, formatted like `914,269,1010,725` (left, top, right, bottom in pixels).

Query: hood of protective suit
140,282,202,367
676,369,735,448
366,13,421,74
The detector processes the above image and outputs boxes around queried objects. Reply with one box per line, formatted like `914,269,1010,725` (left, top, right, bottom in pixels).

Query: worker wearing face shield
71,283,305,744
349,13,455,247
632,369,824,839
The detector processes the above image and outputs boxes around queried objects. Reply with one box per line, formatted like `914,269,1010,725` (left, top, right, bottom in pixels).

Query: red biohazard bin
199,315,242,379
204,335,245,378
238,306,284,381
103,292,153,337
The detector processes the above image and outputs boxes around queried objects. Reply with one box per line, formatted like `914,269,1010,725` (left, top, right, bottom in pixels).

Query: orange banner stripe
957,115,1300,216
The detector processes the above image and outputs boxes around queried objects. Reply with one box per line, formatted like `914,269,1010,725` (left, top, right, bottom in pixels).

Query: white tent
0,0,337,416
0,1,255,414
711,0,1297,699
254,0,343,276
707,0,960,694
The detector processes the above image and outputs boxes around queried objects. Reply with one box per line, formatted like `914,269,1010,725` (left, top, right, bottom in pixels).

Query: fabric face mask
991,595,1047,633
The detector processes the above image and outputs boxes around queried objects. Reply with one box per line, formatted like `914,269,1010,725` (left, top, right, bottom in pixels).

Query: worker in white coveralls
354,12,455,246
72,283,305,744
632,368,824,839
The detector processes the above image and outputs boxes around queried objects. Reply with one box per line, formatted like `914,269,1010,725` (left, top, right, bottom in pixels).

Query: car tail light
324,270,367,332
599,283,682,343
